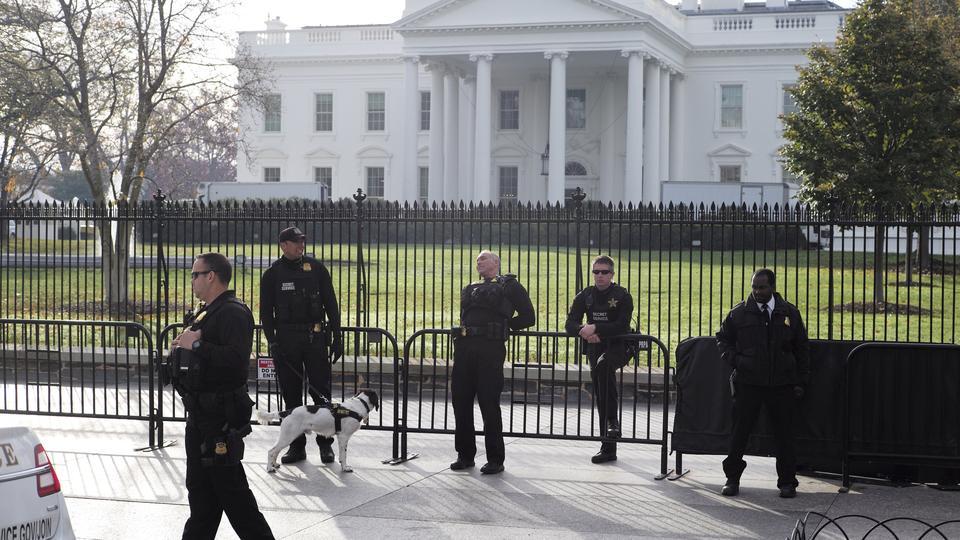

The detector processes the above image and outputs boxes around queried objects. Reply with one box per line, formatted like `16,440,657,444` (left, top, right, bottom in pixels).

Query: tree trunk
919,225,932,272
98,217,132,320
905,226,915,285
873,226,886,305
0,189,9,247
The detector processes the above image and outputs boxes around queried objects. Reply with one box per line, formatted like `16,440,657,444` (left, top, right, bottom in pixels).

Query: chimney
265,16,287,31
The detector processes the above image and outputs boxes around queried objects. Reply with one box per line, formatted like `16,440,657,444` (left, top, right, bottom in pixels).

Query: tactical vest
584,284,628,327
272,258,324,324
461,274,515,324
177,296,251,395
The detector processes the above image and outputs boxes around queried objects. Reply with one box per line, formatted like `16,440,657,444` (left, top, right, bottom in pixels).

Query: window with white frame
420,91,430,131
566,89,586,129
499,90,519,130
418,167,429,203
499,166,518,202
720,85,743,129
366,92,385,131
263,167,281,183
719,165,742,183
263,94,281,132
366,166,385,198
782,84,798,116
315,93,333,132
314,167,332,199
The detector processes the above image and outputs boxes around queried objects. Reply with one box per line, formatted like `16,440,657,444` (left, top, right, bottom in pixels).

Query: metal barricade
0,318,158,444
157,323,404,461
400,329,672,477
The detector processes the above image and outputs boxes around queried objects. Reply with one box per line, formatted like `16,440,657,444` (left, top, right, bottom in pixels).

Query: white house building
236,0,849,206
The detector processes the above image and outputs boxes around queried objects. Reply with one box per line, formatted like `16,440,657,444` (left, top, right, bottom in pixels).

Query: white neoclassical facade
236,0,848,206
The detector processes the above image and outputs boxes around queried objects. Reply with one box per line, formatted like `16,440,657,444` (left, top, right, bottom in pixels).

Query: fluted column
643,58,661,205
428,64,446,202
402,56,420,202
623,50,645,203
462,76,476,199
670,73,685,187
546,51,568,204
471,53,493,202
600,71,617,202
443,69,460,203
659,66,671,192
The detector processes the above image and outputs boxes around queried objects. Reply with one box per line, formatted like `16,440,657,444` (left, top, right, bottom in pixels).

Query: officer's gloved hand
330,337,344,364
269,342,282,359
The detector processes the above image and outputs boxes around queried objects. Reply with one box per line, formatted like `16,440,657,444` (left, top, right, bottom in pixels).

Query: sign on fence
257,357,276,381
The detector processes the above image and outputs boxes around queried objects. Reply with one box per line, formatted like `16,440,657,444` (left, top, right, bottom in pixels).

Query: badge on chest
281,282,295,291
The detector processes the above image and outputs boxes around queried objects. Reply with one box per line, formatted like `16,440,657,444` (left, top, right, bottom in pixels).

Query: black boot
591,442,617,464
280,445,307,464
317,435,335,464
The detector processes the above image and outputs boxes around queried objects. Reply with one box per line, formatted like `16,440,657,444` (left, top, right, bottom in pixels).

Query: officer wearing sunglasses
565,255,634,464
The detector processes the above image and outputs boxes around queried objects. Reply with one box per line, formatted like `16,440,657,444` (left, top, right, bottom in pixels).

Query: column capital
620,48,647,59
424,61,447,72
402,55,420,64
544,51,569,61
469,53,494,63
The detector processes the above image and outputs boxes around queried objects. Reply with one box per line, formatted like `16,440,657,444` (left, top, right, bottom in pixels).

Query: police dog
257,389,380,473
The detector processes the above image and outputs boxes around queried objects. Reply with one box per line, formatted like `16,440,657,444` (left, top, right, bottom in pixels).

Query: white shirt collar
757,296,775,313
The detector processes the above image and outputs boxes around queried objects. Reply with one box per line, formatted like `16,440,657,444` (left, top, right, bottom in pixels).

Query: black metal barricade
156,323,404,460
0,318,157,442
788,511,960,539
399,329,672,477
841,342,960,490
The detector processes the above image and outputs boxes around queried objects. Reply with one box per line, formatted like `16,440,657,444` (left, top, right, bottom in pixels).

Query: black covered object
672,337,857,472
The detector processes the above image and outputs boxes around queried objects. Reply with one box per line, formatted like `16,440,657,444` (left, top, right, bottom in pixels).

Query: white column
670,73,685,187
443,70,460,203
428,64,446,202
600,72,617,202
546,51,568,204
643,58,661,205
622,50,645,203
471,54,494,202
402,56,420,203
462,76,476,200
659,66,671,190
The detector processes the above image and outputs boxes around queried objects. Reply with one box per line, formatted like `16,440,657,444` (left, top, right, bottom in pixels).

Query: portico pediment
395,0,644,32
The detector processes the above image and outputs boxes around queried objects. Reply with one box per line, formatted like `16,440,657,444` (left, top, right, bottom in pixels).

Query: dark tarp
671,337,960,482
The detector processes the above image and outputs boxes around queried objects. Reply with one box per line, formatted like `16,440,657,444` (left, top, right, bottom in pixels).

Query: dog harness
278,398,371,433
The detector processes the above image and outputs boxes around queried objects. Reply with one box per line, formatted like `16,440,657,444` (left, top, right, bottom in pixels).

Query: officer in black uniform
717,268,809,499
450,250,535,475
260,226,343,465
565,255,635,464
170,252,274,539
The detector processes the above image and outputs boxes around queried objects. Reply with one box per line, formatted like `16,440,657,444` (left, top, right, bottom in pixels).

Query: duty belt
452,322,507,340
277,323,324,333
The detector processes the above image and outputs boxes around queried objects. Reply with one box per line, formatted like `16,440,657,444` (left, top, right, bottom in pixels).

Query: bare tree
0,0,270,315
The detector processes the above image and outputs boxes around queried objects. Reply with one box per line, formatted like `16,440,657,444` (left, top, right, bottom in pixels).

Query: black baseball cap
278,226,306,242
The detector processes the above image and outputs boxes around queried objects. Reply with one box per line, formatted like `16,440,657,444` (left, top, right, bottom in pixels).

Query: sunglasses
191,270,213,279
592,269,612,275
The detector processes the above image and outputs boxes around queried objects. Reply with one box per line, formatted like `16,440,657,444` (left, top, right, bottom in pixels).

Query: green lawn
2,243,956,358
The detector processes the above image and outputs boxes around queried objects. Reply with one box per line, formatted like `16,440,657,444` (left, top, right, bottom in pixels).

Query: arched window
565,161,587,176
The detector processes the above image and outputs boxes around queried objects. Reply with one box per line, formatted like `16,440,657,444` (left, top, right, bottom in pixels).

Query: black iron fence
2,194,957,355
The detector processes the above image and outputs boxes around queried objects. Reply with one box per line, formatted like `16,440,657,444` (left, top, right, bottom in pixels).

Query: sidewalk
2,414,956,539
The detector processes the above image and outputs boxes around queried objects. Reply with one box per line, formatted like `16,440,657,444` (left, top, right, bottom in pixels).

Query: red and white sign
257,357,276,381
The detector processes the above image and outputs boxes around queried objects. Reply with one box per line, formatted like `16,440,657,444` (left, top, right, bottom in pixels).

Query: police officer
565,255,635,464
717,268,809,499
450,250,535,475
171,252,274,539
260,226,343,465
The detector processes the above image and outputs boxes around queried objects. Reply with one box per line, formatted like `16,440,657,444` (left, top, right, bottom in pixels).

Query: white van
0,427,75,539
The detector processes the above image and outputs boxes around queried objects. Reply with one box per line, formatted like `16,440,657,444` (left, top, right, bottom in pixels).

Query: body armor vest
461,275,515,324
273,258,323,324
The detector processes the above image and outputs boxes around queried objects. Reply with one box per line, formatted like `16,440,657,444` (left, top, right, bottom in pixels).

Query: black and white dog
257,389,380,473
